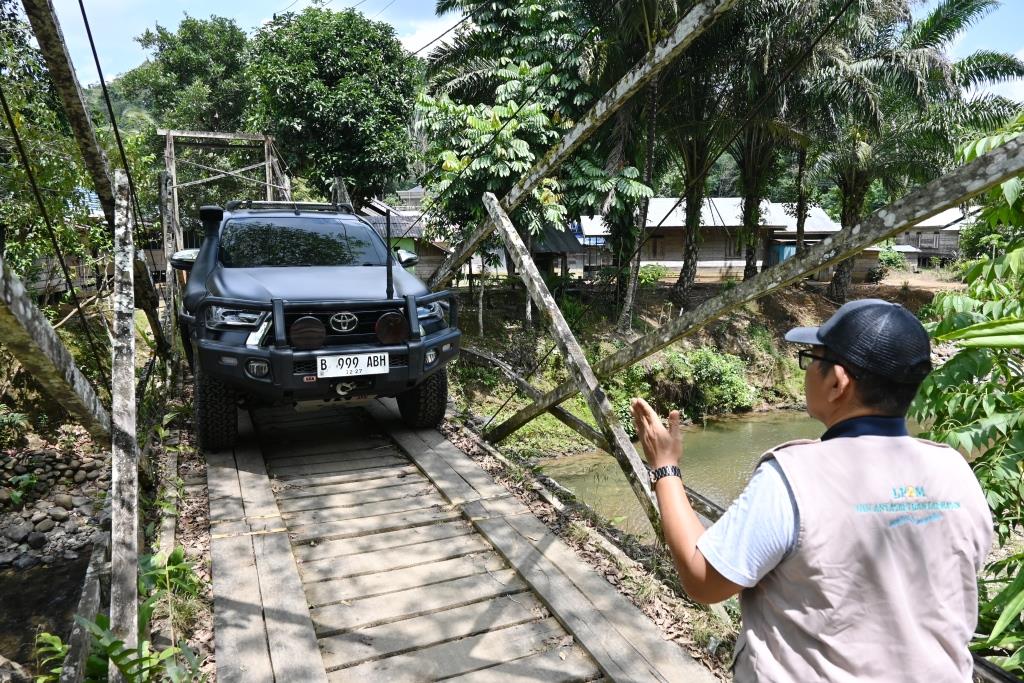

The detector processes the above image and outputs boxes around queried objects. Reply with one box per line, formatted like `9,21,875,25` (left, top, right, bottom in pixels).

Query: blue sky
52,0,1024,100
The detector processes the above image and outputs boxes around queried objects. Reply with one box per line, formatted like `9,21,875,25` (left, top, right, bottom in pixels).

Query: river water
539,411,825,541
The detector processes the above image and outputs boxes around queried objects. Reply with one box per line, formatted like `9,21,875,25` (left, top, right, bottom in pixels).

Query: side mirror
396,248,419,268
170,248,200,272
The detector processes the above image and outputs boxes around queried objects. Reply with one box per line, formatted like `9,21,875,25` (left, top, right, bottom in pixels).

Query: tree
118,15,248,131
246,7,417,202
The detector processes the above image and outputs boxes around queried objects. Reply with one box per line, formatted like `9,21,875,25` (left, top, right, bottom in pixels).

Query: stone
71,496,88,506
86,470,101,480
69,459,81,469
3,520,32,543
40,554,53,564
0,653,31,683
30,511,46,524
0,488,9,504
12,554,38,569
34,519,55,533
76,506,93,518
73,471,87,483
53,494,73,510
0,551,17,566
13,465,26,475
26,532,46,549
48,508,69,522
81,460,97,471
63,551,78,560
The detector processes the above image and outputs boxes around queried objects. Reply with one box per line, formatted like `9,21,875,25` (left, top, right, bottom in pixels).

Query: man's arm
631,398,743,604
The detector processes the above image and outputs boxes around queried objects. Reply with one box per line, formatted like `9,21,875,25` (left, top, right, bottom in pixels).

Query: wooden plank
234,415,281,520
0,252,111,440
289,505,462,543
502,512,714,681
489,134,1024,442
305,552,508,607
319,594,546,670
211,533,274,683
267,446,399,469
282,491,448,526
272,464,420,489
59,534,108,683
252,532,328,683
109,170,139,654
264,437,391,459
444,644,601,683
484,192,659,527
278,481,437,514
275,472,428,502
327,618,567,683
157,128,266,141
293,520,473,563
427,0,737,289
312,569,526,635
206,450,244,523
475,516,714,683
272,455,407,478
299,533,492,582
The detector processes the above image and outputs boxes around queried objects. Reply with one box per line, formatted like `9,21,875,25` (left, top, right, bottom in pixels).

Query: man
631,299,993,682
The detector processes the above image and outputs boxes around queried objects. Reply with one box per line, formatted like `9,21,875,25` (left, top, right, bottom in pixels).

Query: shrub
865,265,887,283
638,264,669,288
878,243,907,272
0,404,29,449
686,348,756,418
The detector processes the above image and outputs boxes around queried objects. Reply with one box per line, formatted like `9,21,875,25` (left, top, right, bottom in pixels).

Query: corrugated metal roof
360,213,426,239
532,223,584,254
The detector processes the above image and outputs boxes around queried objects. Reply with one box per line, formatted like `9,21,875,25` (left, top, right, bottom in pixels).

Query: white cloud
397,16,461,55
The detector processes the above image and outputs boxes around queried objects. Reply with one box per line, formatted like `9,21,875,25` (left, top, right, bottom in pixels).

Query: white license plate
316,352,389,378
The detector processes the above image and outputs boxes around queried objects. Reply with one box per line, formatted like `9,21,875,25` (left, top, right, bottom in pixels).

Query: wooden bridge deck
206,400,714,683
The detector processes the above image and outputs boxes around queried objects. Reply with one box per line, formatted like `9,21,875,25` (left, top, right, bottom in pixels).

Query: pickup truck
170,201,461,450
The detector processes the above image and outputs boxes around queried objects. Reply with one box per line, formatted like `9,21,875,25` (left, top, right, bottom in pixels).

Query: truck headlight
206,306,264,328
416,302,444,320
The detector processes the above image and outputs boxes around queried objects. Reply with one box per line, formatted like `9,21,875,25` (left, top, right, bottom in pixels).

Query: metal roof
532,223,584,254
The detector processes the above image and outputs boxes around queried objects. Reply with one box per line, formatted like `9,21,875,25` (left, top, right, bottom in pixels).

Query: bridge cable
480,0,861,431
76,0,162,281
0,81,112,389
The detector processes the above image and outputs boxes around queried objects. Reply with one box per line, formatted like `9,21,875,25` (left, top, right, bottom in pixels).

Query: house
360,199,449,281
579,197,844,281
893,207,970,267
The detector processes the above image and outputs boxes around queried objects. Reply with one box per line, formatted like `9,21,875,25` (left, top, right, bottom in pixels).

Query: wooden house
893,207,969,267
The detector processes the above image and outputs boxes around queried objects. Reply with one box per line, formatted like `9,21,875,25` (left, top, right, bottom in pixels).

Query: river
539,411,826,541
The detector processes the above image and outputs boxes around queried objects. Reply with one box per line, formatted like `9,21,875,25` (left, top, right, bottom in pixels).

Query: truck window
219,217,388,267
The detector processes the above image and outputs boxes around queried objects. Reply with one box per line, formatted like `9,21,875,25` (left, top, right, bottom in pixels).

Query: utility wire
0,81,112,389
481,0,861,430
413,13,472,56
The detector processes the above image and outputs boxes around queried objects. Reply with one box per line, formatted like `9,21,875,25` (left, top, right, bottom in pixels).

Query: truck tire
397,367,448,429
194,365,238,451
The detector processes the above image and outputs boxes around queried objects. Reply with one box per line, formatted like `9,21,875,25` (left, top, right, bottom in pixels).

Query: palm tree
820,0,1024,302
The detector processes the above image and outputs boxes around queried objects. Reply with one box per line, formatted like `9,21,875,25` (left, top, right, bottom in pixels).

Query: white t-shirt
696,459,798,588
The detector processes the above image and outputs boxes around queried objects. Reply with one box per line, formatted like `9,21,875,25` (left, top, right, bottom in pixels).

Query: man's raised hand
630,398,682,469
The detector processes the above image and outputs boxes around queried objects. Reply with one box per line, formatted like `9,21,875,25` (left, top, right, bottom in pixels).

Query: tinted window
219,217,388,267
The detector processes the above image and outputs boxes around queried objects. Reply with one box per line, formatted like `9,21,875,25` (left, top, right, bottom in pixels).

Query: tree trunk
478,265,485,337
616,79,657,333
524,232,532,326
826,195,865,303
672,181,703,305
467,256,475,297
741,194,760,280
795,146,808,256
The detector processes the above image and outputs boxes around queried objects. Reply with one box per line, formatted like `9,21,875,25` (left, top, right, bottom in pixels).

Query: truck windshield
219,217,388,267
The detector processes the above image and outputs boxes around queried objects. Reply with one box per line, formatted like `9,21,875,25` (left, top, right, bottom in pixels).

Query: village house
893,207,969,267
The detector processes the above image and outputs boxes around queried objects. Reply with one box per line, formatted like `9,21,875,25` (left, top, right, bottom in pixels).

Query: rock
63,551,78,560
34,518,55,532
81,460,97,471
0,653,31,683
73,470,87,483
48,508,69,522
0,488,9,504
86,471,101,480
12,554,38,569
69,459,81,469
53,494,73,510
26,532,46,549
30,511,46,524
97,482,109,491
40,554,53,564
71,496,88,506
3,520,32,543
0,551,17,566
13,465,26,475
76,506,93,518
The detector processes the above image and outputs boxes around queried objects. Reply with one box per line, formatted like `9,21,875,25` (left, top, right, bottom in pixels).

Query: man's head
785,299,932,425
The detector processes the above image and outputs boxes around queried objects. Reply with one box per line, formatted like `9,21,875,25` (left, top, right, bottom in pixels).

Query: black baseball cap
785,299,932,383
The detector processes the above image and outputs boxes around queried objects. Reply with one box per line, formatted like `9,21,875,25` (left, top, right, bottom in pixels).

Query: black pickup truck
170,201,461,450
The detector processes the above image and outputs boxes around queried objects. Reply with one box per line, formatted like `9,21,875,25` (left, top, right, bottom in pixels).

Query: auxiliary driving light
375,311,409,345
290,316,326,350
247,360,270,378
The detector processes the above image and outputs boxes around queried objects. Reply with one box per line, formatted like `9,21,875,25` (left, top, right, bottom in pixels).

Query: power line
480,0,862,431
0,81,111,389
413,14,471,56
371,0,398,20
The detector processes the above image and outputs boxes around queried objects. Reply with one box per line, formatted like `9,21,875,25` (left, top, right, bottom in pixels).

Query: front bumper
186,291,461,402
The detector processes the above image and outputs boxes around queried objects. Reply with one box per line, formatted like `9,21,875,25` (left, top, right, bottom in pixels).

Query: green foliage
34,631,68,683
685,348,756,419
8,472,37,508
118,16,247,131
0,404,29,448
246,8,416,201
911,245,1024,672
877,243,907,272
637,264,669,288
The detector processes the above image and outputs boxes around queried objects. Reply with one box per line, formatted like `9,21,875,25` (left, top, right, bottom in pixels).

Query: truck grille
284,307,404,347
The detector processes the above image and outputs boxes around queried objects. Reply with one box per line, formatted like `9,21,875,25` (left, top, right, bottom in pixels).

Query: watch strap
649,465,682,485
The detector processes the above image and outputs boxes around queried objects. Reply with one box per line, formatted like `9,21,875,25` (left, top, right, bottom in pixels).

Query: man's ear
828,364,855,404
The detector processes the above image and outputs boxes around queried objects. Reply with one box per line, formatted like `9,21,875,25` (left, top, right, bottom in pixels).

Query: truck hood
202,265,428,304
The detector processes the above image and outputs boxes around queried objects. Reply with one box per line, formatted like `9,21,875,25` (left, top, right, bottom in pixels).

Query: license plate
316,352,389,378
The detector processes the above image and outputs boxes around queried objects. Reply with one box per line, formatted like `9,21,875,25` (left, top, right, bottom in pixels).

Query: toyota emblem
329,312,359,333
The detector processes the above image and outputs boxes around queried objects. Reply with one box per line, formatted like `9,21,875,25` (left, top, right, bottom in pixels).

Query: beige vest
734,436,992,682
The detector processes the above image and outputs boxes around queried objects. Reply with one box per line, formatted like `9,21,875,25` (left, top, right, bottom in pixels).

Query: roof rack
223,200,354,215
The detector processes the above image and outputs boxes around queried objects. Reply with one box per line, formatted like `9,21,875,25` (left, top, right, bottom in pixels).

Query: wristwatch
649,465,682,486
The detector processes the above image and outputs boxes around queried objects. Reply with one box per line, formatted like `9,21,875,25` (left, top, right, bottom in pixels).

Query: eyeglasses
797,349,860,379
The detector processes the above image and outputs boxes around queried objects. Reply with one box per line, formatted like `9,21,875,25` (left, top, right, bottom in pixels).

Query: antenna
386,209,395,300
331,176,354,212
